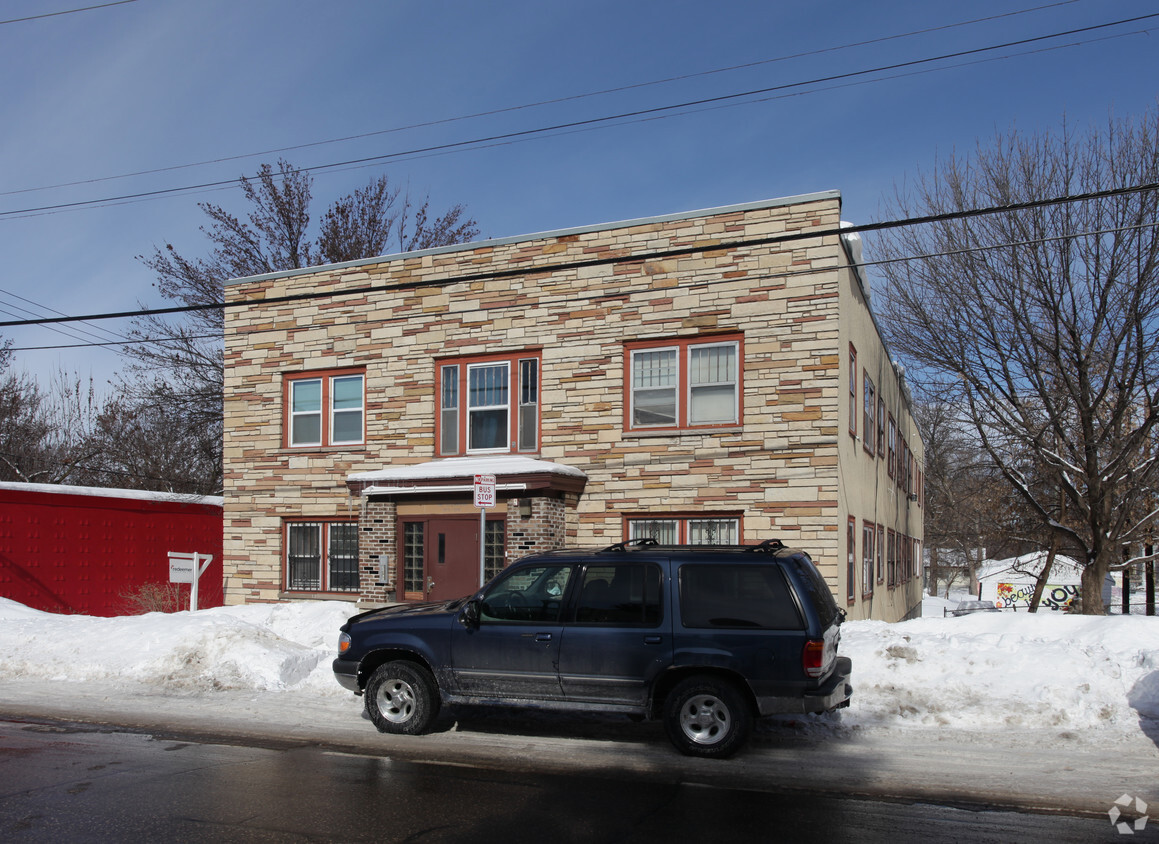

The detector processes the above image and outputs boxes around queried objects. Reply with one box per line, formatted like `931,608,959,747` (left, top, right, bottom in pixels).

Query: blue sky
2,0,1157,391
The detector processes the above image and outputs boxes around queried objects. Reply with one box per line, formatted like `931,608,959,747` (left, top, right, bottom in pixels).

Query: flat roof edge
225,190,842,287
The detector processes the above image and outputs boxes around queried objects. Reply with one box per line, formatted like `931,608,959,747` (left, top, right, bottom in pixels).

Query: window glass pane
332,376,362,410
403,523,424,594
679,565,803,629
468,364,509,451
629,519,677,544
689,344,737,424
441,365,459,455
632,349,677,426
484,520,506,583
332,410,362,444
290,380,322,446
575,564,661,626
688,519,738,545
329,523,360,591
287,523,321,590
291,379,321,413
480,564,572,623
518,358,538,451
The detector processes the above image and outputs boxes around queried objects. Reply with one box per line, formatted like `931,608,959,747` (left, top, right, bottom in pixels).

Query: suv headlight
338,632,351,654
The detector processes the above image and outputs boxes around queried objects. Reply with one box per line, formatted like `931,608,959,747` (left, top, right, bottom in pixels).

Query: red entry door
400,516,486,602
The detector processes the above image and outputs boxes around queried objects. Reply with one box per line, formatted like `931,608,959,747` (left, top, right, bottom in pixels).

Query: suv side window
574,564,662,626
480,564,573,623
679,564,804,630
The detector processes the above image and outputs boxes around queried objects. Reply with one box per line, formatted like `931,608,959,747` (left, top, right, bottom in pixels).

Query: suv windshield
783,553,840,628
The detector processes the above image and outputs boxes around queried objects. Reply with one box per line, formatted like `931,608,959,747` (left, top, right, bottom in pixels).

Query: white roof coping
348,456,587,484
0,480,223,508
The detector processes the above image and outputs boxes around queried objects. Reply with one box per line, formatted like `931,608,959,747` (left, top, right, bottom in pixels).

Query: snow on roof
977,551,1084,583
0,480,223,508
348,456,587,484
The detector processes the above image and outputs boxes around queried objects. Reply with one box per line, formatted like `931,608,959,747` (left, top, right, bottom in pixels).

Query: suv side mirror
458,599,480,629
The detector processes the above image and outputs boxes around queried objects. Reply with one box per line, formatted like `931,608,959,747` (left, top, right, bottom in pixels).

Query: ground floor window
286,521,359,592
627,515,740,545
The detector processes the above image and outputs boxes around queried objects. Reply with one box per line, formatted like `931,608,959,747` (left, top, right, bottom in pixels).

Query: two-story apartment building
222,191,924,621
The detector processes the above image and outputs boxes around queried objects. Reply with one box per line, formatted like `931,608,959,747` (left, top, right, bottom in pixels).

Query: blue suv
333,539,852,758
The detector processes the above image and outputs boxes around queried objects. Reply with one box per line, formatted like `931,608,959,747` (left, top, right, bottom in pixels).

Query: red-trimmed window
887,414,897,480
863,373,876,456
626,334,742,432
876,522,885,584
887,529,898,587
627,515,741,545
848,344,858,439
862,521,875,597
846,516,857,603
438,351,540,456
285,369,365,448
285,520,359,593
876,396,885,457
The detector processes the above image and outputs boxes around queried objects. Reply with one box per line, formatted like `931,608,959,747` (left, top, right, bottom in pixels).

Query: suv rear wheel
663,675,752,758
365,661,440,735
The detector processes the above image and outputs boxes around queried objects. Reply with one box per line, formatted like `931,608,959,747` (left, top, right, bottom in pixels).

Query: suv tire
663,675,752,758
365,661,440,735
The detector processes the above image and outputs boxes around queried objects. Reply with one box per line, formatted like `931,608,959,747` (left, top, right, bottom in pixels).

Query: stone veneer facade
223,192,925,621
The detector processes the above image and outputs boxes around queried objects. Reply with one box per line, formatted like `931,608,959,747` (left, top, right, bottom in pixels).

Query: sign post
168,551,213,612
473,474,496,587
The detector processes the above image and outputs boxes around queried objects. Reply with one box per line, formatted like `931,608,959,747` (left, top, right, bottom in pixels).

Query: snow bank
0,596,1156,738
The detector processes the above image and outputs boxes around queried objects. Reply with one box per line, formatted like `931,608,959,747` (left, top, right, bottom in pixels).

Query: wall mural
996,582,1079,610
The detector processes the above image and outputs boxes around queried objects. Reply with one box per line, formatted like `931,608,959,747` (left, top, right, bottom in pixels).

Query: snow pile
0,596,1156,737
0,597,352,694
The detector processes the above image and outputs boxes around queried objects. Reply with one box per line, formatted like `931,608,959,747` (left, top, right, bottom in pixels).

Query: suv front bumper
332,657,361,694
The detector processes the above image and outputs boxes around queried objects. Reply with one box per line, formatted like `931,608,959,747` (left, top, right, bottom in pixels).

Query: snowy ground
1,592,1155,739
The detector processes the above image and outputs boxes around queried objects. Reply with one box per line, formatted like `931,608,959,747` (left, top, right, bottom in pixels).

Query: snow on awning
347,456,587,499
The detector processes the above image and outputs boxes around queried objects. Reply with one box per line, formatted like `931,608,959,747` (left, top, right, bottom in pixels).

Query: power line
0,0,1085,200
0,0,139,26
2,11,1154,220
3,181,1155,335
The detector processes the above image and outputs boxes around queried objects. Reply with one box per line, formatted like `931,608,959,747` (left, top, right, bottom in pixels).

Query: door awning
347,456,587,498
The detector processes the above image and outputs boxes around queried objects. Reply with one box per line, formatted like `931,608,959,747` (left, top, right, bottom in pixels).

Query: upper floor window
286,369,365,448
863,373,876,456
887,414,897,479
438,352,540,456
626,335,741,432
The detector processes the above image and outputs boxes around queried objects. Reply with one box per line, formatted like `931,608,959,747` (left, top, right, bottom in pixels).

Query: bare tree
124,160,480,492
873,110,1159,614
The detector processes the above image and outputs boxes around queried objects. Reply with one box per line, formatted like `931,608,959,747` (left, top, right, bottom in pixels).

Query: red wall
0,485,223,617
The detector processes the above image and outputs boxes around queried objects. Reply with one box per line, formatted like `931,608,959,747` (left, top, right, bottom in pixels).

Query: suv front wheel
365,660,440,735
663,675,753,758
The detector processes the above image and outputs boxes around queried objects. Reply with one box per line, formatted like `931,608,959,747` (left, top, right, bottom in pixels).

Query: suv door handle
535,633,553,642
644,636,663,644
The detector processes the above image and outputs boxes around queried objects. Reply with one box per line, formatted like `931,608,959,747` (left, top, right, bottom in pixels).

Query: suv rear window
783,553,840,628
679,564,804,630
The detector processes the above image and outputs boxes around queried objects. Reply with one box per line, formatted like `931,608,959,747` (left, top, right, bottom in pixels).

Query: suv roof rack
747,539,786,553
600,537,659,553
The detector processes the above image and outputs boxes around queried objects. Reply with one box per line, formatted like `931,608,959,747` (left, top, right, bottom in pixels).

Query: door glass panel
403,523,424,593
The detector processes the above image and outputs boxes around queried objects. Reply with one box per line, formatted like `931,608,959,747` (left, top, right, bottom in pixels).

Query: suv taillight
802,639,826,678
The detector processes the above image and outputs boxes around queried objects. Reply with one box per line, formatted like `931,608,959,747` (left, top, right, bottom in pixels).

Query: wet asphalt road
0,718,1131,843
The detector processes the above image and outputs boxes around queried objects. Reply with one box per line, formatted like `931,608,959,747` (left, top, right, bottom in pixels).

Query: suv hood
345,597,468,628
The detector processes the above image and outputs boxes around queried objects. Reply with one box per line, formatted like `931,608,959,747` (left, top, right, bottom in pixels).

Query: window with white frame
286,521,359,592
627,335,741,431
628,516,740,545
862,521,875,597
438,353,540,456
286,370,365,448
863,373,876,456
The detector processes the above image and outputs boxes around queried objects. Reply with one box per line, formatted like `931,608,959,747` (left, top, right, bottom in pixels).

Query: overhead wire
1,11,1155,220
3,180,1157,344
0,0,1087,200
